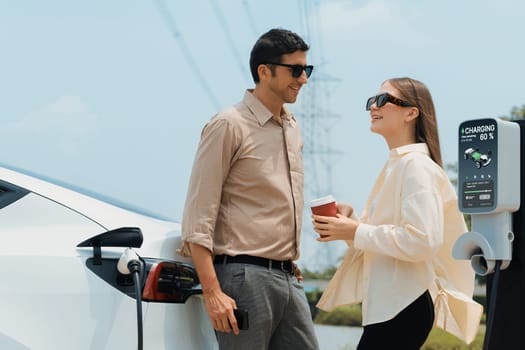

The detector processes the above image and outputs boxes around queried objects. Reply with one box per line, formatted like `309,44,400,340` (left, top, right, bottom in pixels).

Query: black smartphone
233,308,249,330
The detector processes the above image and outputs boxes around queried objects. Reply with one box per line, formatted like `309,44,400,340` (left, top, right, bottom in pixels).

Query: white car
0,163,218,350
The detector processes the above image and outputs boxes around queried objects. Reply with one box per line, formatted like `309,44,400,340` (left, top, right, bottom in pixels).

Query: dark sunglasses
366,92,414,111
265,62,314,78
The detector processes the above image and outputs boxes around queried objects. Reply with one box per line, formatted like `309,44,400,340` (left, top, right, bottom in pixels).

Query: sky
1,0,524,269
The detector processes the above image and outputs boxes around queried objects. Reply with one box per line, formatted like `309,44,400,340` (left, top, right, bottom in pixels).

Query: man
181,28,318,350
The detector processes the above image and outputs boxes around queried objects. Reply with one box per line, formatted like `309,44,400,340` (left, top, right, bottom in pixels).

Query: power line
297,0,342,199
242,0,260,38
209,0,251,84
154,0,221,110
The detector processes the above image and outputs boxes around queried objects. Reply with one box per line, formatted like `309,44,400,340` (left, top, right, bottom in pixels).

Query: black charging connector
130,261,143,350
118,248,144,350
483,259,501,350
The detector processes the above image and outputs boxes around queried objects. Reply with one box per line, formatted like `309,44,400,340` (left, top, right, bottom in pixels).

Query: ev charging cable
483,259,502,350
118,247,144,350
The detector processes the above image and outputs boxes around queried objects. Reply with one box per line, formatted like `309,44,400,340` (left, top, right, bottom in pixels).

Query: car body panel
0,165,218,349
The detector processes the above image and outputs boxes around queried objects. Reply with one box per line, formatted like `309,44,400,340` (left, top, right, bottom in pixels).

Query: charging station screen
462,180,494,208
458,118,498,212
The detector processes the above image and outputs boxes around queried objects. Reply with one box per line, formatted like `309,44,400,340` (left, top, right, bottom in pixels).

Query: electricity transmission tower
156,0,344,269
295,0,344,270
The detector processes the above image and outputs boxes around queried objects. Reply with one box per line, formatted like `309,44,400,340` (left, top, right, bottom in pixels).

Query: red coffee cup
309,195,337,217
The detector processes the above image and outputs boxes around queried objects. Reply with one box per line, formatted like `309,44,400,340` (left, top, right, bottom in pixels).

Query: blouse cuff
353,223,374,250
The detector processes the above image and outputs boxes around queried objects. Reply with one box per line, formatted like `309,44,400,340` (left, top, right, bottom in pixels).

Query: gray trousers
215,262,319,350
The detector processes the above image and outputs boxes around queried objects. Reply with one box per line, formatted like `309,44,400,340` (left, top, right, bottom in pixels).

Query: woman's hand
312,213,359,242
336,202,354,217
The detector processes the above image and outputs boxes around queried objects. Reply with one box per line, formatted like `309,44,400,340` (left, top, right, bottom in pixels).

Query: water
314,325,363,350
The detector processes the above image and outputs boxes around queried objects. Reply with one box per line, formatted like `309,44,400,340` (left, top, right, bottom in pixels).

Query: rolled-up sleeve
354,160,444,262
180,117,239,256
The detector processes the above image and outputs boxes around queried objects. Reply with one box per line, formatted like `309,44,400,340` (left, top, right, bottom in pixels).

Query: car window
0,180,29,209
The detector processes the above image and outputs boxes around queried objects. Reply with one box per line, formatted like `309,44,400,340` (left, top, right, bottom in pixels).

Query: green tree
499,104,525,120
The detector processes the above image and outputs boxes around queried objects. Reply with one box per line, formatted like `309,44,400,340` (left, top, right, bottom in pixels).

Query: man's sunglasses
265,62,314,78
366,93,414,111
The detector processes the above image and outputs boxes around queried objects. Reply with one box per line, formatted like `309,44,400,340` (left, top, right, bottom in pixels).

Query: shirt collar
389,143,430,158
242,89,294,126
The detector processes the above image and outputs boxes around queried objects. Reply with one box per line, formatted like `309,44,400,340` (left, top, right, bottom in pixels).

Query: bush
308,287,487,346
314,304,362,327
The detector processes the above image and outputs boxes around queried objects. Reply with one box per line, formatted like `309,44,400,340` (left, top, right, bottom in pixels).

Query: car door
0,182,139,350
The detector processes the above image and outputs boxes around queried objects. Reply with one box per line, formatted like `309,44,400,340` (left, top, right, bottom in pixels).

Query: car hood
0,165,192,263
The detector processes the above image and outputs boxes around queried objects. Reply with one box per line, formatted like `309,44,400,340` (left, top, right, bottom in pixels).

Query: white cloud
9,96,99,154
316,0,427,45
15,96,97,133
318,0,399,30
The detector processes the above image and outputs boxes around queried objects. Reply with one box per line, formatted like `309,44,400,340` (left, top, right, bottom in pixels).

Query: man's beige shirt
317,143,482,344
180,90,304,261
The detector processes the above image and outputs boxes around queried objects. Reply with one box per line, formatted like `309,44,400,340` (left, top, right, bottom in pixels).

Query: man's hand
293,263,303,282
202,286,240,335
189,243,240,334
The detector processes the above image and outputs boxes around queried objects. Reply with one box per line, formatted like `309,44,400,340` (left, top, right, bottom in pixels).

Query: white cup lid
309,194,335,207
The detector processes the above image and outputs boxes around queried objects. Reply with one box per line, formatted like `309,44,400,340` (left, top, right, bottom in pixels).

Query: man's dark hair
249,28,309,83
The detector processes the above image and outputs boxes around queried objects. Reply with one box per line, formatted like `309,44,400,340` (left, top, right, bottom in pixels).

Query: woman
314,77,482,349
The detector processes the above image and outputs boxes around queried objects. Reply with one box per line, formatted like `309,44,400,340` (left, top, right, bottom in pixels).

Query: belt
214,254,295,275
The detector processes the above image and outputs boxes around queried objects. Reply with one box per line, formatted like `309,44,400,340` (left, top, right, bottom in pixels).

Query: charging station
453,118,525,349
453,118,520,274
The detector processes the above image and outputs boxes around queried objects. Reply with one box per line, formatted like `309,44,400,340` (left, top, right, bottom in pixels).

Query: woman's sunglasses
265,62,314,78
366,93,414,111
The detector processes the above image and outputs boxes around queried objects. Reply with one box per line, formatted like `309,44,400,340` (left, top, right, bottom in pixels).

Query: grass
314,305,362,327
314,304,486,349
422,326,485,350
